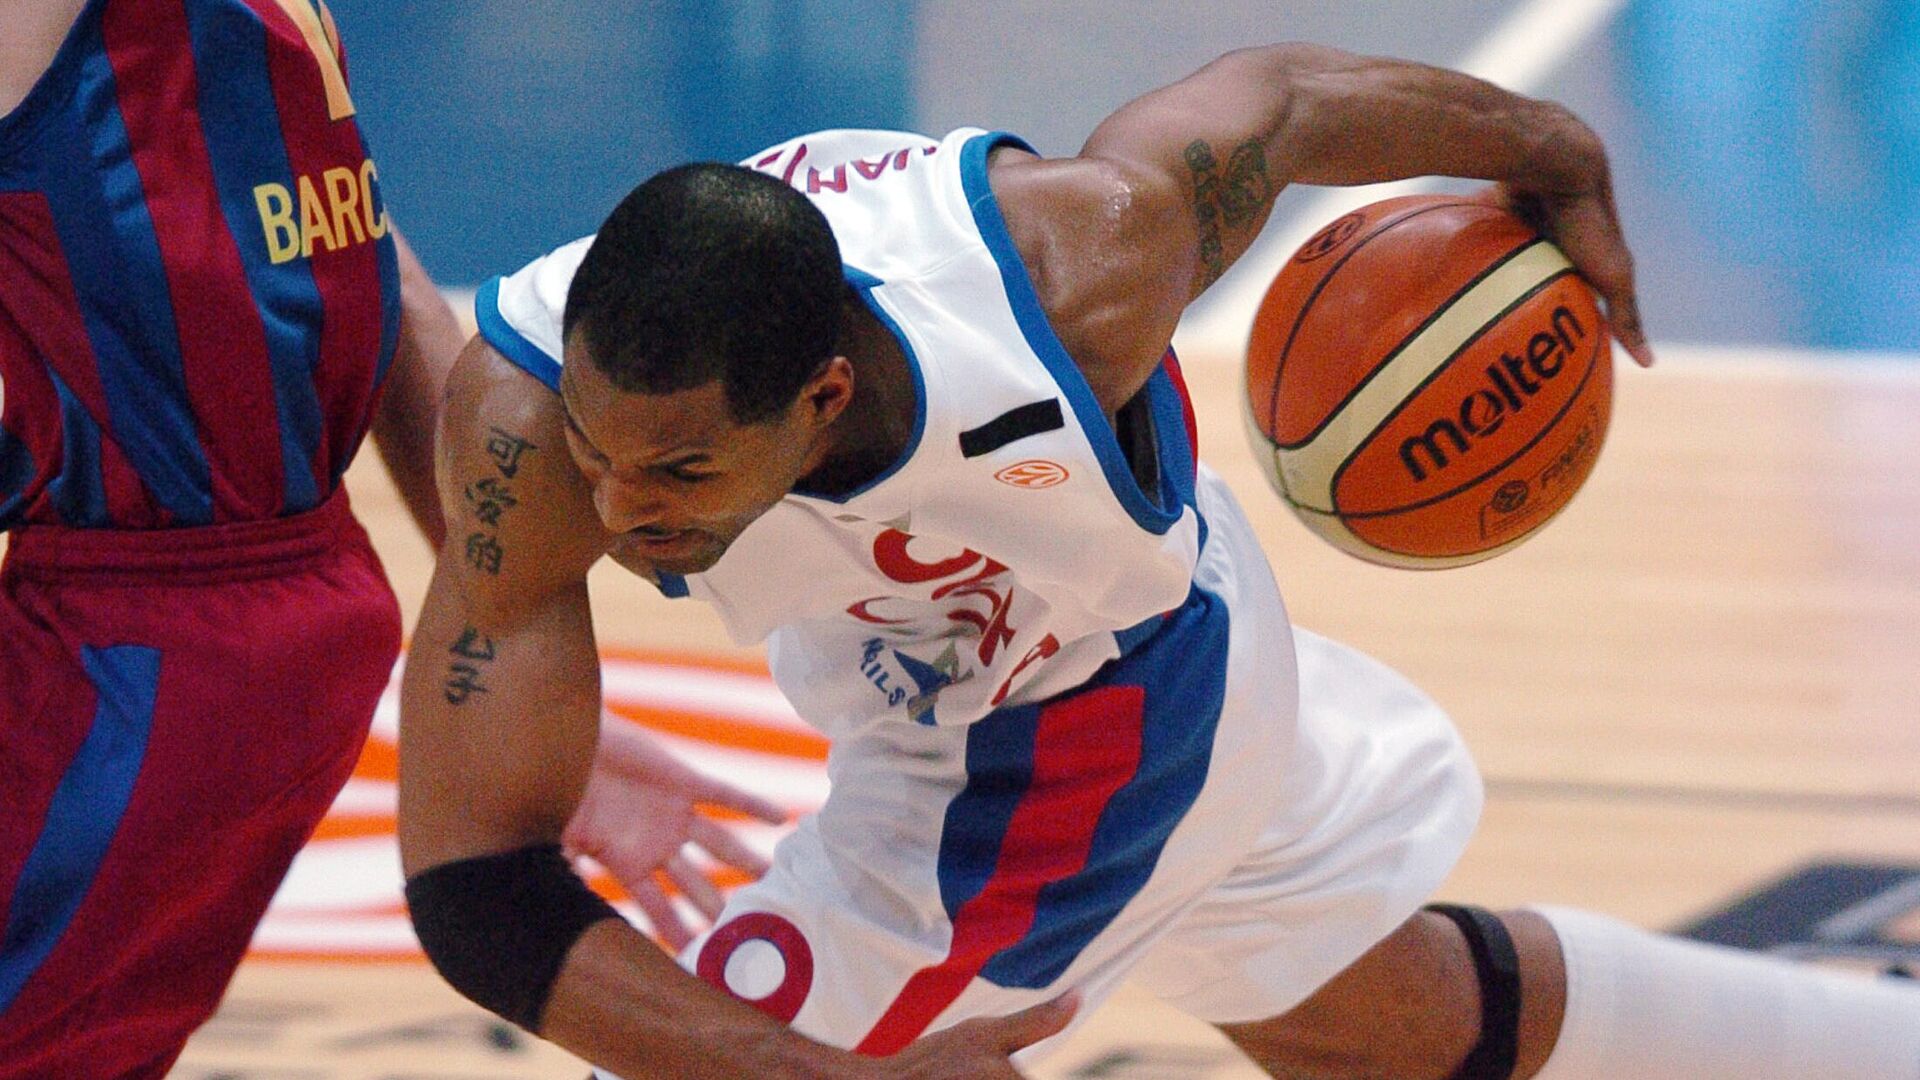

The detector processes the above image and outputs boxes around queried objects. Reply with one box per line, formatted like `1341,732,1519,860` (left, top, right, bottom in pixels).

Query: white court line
1172,0,1630,365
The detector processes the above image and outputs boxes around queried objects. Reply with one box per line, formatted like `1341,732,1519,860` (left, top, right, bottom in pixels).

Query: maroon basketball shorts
0,489,400,1079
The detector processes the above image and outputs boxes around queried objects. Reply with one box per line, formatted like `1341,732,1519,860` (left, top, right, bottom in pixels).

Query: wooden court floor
158,343,1920,1078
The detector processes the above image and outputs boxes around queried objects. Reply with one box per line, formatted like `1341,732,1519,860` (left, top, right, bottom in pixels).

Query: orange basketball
1242,194,1614,568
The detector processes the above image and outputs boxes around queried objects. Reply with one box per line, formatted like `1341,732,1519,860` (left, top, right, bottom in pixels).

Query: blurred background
334,0,1920,355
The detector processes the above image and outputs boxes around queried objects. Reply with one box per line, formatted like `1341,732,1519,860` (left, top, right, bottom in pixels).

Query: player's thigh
1127,628,1484,1028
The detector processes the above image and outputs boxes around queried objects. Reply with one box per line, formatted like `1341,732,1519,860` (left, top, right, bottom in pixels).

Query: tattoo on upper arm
462,427,539,575
463,533,505,575
444,626,497,705
483,427,537,478
1184,137,1273,288
464,477,518,526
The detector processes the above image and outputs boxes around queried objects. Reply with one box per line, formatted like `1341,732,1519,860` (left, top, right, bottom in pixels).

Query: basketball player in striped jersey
399,43,1920,1080
0,2,778,1075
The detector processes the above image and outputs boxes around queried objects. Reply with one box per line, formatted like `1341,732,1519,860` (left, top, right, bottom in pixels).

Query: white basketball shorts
600,468,1482,1071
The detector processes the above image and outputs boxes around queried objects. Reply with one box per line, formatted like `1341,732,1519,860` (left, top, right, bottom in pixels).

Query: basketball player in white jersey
397,43,1920,1079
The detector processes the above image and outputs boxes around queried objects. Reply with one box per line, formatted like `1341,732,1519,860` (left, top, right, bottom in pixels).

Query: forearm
1256,43,1601,194
399,582,862,1078
543,920,863,1079
373,231,465,549
1078,42,1613,303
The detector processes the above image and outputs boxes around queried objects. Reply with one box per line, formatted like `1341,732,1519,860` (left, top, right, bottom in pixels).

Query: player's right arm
398,337,1068,1077
397,334,609,875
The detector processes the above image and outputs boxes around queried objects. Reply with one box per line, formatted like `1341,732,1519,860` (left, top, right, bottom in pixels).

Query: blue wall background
334,2,914,284
329,1,1920,353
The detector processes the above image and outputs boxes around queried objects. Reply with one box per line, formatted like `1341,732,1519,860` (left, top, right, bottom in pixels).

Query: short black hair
562,163,845,425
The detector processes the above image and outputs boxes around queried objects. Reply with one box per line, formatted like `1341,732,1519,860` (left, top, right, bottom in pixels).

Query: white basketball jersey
481,128,1207,735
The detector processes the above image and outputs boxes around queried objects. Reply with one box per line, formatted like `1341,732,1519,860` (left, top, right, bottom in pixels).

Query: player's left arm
993,42,1648,410
370,228,465,547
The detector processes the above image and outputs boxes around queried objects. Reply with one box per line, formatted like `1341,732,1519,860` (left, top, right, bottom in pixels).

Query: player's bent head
563,163,844,425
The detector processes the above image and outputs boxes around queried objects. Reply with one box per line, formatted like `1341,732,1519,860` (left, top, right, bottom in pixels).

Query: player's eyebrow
557,375,717,472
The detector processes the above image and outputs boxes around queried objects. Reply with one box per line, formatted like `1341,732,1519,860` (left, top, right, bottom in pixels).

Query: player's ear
796,355,855,432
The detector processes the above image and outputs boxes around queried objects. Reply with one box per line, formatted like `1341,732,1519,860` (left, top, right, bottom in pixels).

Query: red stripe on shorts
854,685,1146,1056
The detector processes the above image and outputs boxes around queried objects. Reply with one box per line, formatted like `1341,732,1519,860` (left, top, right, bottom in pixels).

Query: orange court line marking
606,702,828,761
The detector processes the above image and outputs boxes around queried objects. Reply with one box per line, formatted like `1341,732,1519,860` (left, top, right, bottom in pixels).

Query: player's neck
0,0,88,117
797,302,916,497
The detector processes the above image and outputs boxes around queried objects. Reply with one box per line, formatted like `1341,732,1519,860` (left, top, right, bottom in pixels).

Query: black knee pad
1426,903,1522,1080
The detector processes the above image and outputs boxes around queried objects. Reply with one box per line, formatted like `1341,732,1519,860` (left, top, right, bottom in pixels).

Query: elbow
404,844,621,1033
1220,41,1366,87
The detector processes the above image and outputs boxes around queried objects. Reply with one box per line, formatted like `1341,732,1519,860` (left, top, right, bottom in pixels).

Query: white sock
1531,905,1920,1080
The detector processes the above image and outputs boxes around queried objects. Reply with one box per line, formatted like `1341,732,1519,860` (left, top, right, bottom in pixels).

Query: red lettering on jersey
869,526,1025,671
696,912,814,1024
806,164,849,194
944,583,1017,665
991,634,1061,706
781,143,810,184
892,148,912,171
853,156,890,181
847,597,910,625
873,530,983,584
929,556,1009,602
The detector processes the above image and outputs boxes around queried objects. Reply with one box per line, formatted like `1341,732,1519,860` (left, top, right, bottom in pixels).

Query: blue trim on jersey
957,131,1184,537
475,276,562,392
0,644,161,1013
938,583,1229,988
45,366,110,528
655,573,690,598
33,22,214,525
790,265,927,503
187,0,327,514
1112,612,1162,658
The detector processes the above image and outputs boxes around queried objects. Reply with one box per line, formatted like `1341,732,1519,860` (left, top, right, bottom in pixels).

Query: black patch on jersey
959,398,1064,458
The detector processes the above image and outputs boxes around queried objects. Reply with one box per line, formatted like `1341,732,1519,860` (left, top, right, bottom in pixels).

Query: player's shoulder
442,331,569,456
476,235,596,392
438,332,613,604
984,151,1193,415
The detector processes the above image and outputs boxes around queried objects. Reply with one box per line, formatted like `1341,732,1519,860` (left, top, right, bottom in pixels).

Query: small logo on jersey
995,460,1069,489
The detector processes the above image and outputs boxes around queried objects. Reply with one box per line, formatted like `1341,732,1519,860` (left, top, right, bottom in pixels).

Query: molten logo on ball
1399,305,1589,482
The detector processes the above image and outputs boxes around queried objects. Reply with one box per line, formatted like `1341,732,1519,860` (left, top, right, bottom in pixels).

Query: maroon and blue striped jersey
0,0,400,530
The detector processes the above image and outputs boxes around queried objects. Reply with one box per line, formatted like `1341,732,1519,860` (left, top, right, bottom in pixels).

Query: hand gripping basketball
1243,194,1615,568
